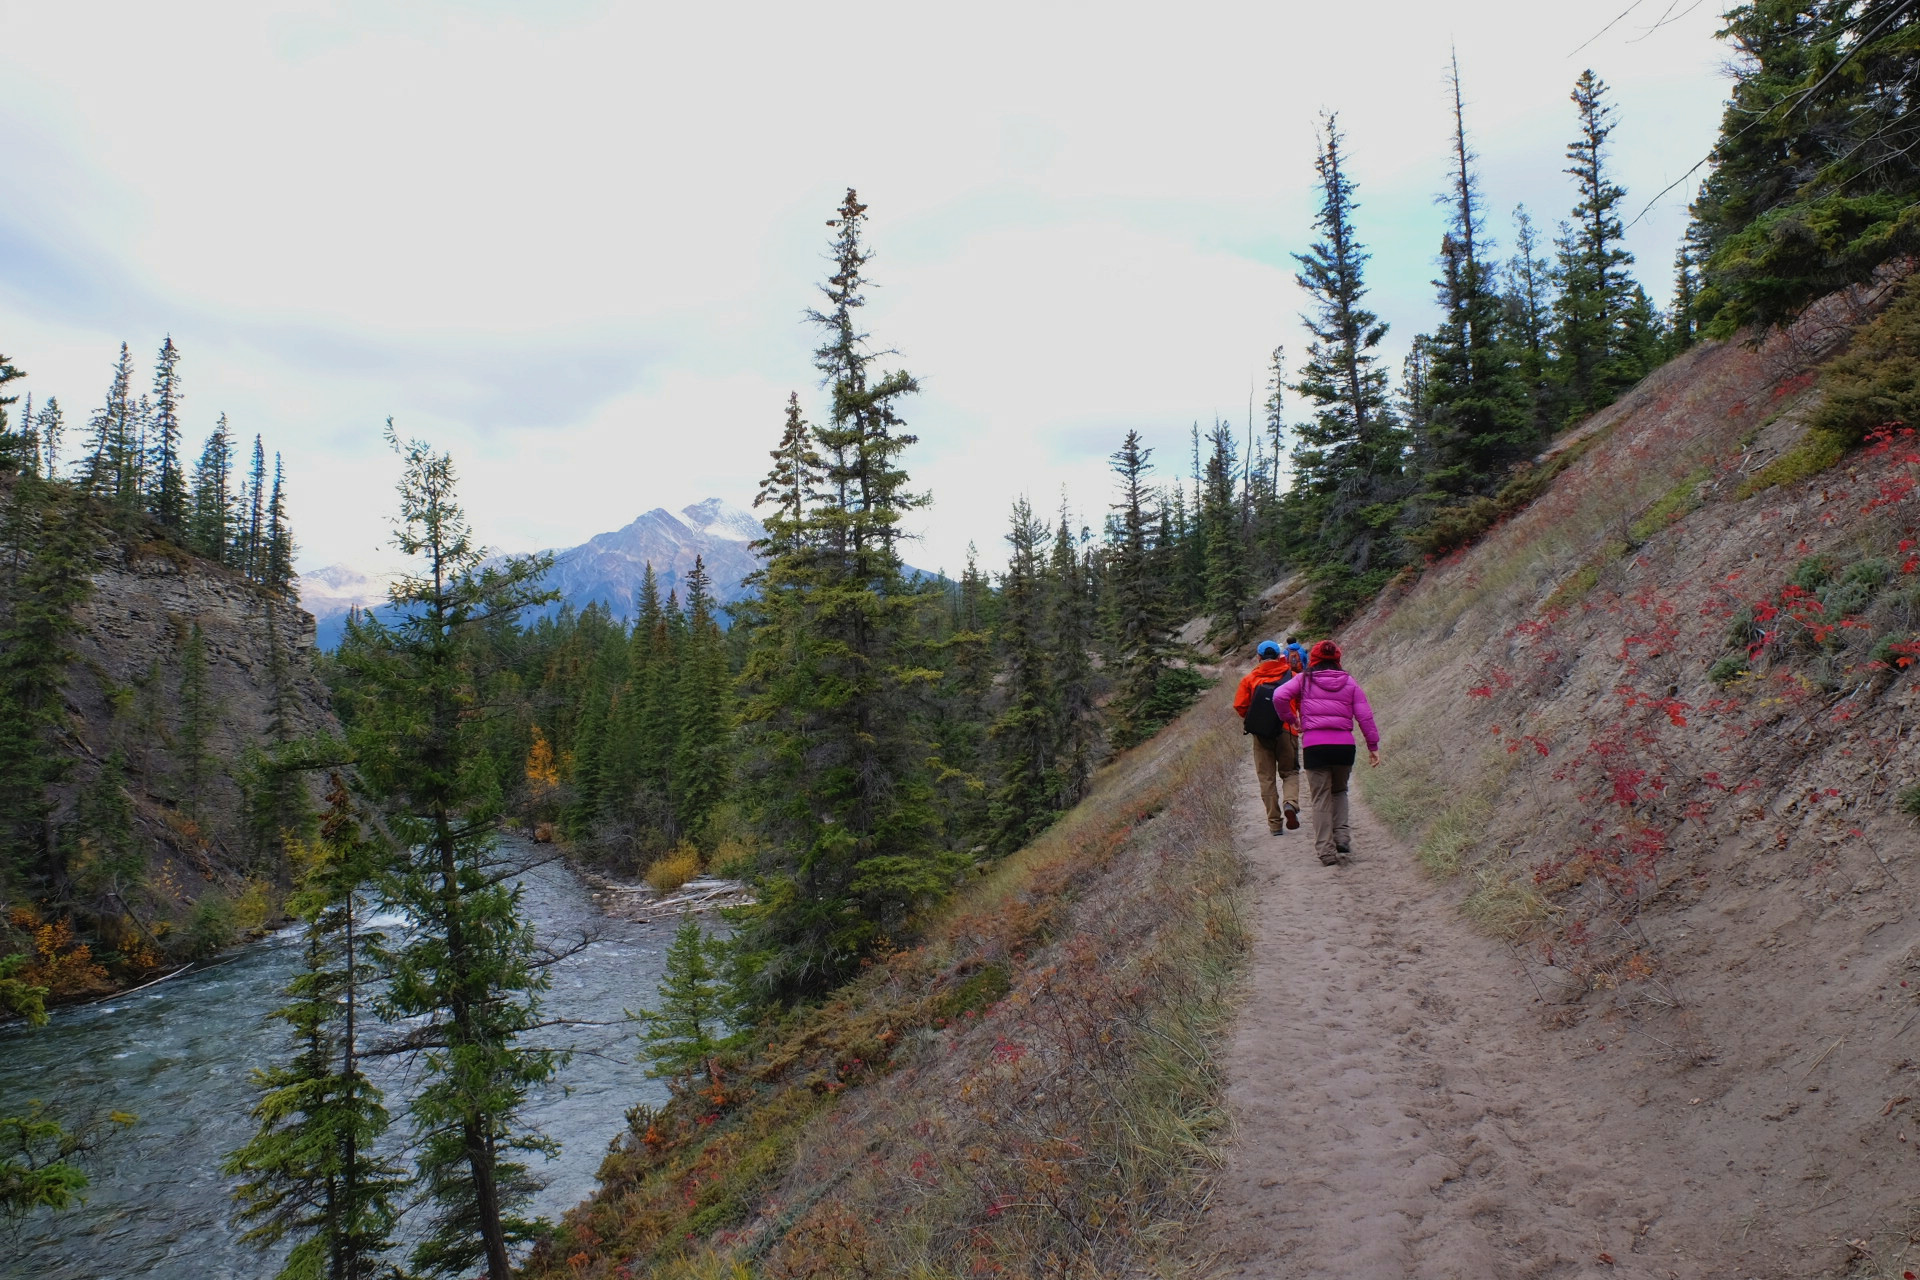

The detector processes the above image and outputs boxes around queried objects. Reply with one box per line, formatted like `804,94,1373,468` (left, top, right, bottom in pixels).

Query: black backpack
1242,679,1286,739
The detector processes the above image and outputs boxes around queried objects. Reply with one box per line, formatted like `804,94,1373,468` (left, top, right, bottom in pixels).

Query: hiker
1272,640,1380,866
1234,640,1301,836
1284,634,1309,675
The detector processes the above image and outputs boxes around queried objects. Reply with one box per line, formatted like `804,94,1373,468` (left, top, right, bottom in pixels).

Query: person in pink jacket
1271,639,1381,866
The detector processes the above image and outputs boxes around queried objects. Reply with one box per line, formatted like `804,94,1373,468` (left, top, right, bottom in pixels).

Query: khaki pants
1307,764,1353,861
1250,733,1300,830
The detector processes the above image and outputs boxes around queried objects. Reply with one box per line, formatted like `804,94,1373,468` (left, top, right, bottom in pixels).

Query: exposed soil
1204,747,1919,1280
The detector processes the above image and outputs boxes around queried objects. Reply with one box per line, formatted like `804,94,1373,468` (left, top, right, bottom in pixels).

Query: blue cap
1256,640,1281,658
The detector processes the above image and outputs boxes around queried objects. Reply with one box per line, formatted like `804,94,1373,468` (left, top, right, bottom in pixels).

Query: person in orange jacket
1234,639,1302,836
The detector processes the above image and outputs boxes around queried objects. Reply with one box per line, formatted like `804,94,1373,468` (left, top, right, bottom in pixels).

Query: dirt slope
1209,280,1920,1278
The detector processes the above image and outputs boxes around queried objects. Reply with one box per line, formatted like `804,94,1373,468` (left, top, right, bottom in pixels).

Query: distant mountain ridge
301,498,767,648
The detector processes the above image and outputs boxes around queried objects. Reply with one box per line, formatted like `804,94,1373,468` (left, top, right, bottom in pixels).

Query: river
0,844,672,1279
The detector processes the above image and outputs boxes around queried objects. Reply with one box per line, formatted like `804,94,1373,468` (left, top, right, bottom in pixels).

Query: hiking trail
1204,766,1745,1280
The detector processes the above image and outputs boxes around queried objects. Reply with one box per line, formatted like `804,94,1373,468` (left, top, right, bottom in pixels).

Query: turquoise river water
0,844,671,1279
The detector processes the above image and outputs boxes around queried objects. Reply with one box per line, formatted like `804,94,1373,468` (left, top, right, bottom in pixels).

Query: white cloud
1,0,1733,577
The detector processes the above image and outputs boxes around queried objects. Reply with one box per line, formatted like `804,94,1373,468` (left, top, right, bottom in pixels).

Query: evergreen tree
0,356,26,475
1287,113,1404,617
634,915,729,1087
1045,510,1097,811
225,778,404,1280
336,425,560,1280
79,344,138,506
1669,240,1703,353
670,556,731,846
0,479,98,894
1424,55,1530,495
987,497,1054,852
1104,431,1173,748
1200,419,1250,634
1691,1,1920,332
264,453,295,596
1503,206,1557,438
1550,71,1656,423
733,190,952,1006
241,435,267,581
35,397,64,483
190,415,236,563
148,337,188,532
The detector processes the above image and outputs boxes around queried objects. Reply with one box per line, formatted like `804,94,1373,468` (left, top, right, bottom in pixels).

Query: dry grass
525,685,1249,1280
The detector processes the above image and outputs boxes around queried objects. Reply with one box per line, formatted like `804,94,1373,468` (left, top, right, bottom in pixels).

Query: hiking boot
1336,843,1351,855
1318,850,1340,866
1284,804,1301,830
1269,826,1285,837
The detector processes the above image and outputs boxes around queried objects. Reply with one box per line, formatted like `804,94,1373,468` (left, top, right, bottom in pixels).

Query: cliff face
1,479,339,980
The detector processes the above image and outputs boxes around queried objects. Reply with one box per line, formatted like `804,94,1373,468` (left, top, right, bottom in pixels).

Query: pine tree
1200,419,1250,635
987,497,1054,852
225,778,405,1280
1669,241,1702,353
1424,55,1530,496
0,357,26,475
35,397,64,483
1503,206,1557,438
670,556,731,846
264,453,295,596
177,624,214,814
1046,510,1097,811
1104,431,1172,749
0,480,98,894
733,190,952,1006
1551,71,1655,424
634,915,729,1087
190,415,236,563
336,424,561,1280
148,337,188,532
79,344,138,505
1287,112,1405,618
241,435,267,581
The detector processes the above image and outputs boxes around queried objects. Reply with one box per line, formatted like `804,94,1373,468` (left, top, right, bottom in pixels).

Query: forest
3,2,1917,1276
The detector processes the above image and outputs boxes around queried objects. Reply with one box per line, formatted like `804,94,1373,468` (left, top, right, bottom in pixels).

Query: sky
0,0,1736,580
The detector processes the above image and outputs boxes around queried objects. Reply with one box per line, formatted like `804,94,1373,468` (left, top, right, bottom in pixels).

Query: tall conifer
335,426,560,1280
148,337,188,531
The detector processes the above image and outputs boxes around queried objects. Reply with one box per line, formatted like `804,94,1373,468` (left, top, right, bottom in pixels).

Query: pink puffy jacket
1271,667,1380,751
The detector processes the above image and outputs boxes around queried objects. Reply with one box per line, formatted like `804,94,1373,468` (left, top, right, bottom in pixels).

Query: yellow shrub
645,847,703,896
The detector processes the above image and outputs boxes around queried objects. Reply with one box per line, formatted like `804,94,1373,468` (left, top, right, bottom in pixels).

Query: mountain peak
679,497,762,543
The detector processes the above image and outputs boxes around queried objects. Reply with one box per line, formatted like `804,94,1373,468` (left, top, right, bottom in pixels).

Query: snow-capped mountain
300,499,768,649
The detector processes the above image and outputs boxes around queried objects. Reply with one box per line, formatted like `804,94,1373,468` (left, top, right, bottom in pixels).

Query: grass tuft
645,846,704,895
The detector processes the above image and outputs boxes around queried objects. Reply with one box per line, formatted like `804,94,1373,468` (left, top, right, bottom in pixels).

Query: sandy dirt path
1203,767,1718,1280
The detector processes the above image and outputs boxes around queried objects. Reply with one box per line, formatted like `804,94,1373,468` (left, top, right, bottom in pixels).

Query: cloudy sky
0,0,1733,579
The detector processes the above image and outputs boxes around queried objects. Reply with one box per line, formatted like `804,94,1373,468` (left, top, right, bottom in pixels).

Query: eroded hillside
1350,274,1920,1274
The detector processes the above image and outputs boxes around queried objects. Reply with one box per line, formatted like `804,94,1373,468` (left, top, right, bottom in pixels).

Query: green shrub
1901,784,1920,820
1542,563,1601,614
1791,556,1833,591
178,892,237,961
1708,653,1751,686
1701,193,1920,337
1628,468,1709,543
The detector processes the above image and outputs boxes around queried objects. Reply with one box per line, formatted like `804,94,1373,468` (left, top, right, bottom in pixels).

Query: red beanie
1308,640,1342,668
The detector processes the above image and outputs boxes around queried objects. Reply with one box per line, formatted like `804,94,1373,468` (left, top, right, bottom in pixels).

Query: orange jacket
1233,660,1297,718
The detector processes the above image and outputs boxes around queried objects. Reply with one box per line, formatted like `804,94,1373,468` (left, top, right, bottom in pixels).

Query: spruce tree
177,624,214,814
190,415,236,563
1287,112,1405,617
148,337,188,532
669,556,731,846
35,397,64,483
0,356,26,474
634,915,729,1087
1046,510,1097,811
225,778,404,1280
0,479,98,894
1104,431,1172,749
79,344,138,504
987,497,1054,853
1424,55,1530,496
734,190,951,1006
1551,71,1655,424
241,435,267,581
264,453,295,596
1200,419,1250,635
1503,207,1557,439
336,425,560,1280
